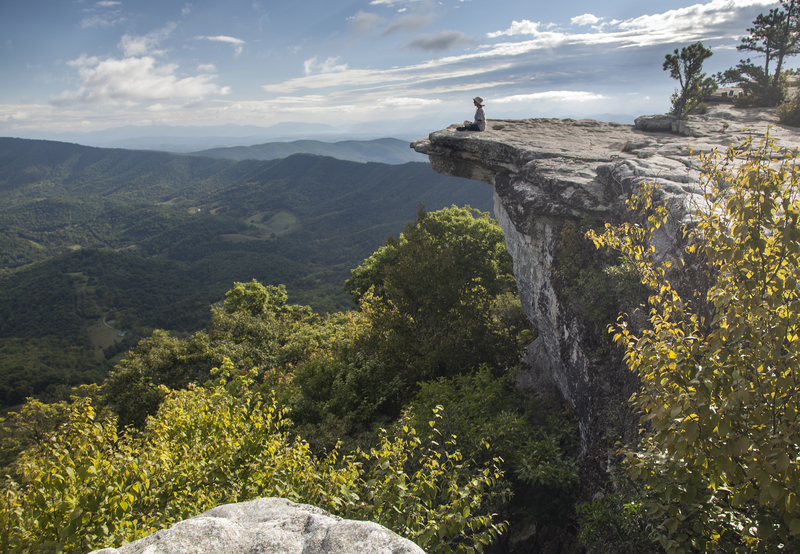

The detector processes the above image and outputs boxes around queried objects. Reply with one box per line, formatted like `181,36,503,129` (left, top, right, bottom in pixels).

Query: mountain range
0,136,493,407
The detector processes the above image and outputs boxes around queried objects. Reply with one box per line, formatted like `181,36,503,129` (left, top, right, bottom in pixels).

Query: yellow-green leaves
1,366,508,554
595,133,800,552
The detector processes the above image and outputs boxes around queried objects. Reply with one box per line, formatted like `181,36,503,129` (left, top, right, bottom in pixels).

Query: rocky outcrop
412,106,800,471
88,498,424,554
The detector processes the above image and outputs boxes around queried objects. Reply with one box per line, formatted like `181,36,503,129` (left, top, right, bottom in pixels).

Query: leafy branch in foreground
590,134,800,552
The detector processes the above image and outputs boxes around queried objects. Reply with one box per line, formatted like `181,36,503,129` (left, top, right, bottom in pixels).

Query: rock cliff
88,498,424,554
412,106,800,486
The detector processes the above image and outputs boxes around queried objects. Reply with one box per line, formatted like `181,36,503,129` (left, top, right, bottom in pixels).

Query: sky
0,0,791,137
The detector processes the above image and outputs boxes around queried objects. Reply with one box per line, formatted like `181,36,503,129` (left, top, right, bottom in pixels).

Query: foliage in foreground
0,359,508,554
590,134,800,552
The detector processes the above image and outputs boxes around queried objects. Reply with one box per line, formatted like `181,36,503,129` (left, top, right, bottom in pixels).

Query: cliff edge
412,106,800,490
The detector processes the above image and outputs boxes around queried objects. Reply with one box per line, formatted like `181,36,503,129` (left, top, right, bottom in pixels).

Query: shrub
590,133,800,552
1,359,509,554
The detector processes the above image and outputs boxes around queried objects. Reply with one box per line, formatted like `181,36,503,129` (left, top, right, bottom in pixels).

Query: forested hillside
2,207,579,554
0,137,493,408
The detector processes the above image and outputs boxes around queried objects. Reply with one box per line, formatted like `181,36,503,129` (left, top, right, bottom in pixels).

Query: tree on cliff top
717,0,800,106
591,134,800,552
663,41,716,120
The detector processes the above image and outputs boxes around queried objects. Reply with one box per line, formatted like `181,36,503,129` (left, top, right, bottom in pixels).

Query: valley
0,137,494,408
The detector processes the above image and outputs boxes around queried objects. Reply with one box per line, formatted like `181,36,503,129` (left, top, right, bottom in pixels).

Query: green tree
1,359,509,554
345,205,530,385
590,134,800,552
663,42,717,120
104,281,314,428
717,1,800,106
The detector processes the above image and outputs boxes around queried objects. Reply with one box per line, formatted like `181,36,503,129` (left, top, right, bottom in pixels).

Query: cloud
494,91,606,103
571,14,600,26
196,35,245,57
348,11,385,33
0,112,29,122
487,20,539,38
119,23,176,57
263,0,773,99
198,35,245,45
303,56,349,76
182,3,192,16
380,96,441,106
81,13,124,28
488,0,777,45
405,30,478,52
382,13,435,35
81,0,124,28
53,55,230,106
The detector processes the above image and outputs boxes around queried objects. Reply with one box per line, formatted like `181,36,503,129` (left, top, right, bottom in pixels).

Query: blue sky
0,0,789,136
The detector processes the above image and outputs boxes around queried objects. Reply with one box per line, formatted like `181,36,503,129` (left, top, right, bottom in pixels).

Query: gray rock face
89,498,424,554
412,106,800,453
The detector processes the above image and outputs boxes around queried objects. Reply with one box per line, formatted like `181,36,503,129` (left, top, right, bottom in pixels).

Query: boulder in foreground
88,497,425,554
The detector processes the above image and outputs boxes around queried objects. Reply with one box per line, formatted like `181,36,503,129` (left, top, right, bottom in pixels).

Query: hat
473,96,484,106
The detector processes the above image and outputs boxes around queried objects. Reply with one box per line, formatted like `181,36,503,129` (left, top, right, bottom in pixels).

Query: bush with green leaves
589,133,800,552
104,280,315,428
777,86,800,126
344,205,531,404
1,358,509,554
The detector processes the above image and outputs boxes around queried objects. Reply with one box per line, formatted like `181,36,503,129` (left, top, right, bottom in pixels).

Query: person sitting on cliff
458,97,486,131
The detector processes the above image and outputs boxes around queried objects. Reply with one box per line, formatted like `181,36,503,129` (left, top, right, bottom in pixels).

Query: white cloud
494,91,606,103
119,24,176,57
196,35,245,57
380,96,442,108
381,96,442,107
81,13,124,28
303,56,349,76
348,11,385,33
96,1,121,6
488,20,540,38
571,14,600,26
182,3,192,16
53,56,230,106
67,54,101,68
383,13,435,35
197,63,216,72
197,35,245,45
489,0,777,46
269,95,328,104
0,112,29,122
265,55,515,94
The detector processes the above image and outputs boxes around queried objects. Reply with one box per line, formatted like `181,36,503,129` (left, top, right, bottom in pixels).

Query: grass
87,320,122,359
221,211,300,242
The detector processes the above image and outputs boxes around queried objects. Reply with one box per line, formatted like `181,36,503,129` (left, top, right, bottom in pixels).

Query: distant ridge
191,138,427,165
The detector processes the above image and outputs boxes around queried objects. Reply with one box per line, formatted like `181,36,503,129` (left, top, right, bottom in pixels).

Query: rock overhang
410,106,800,447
